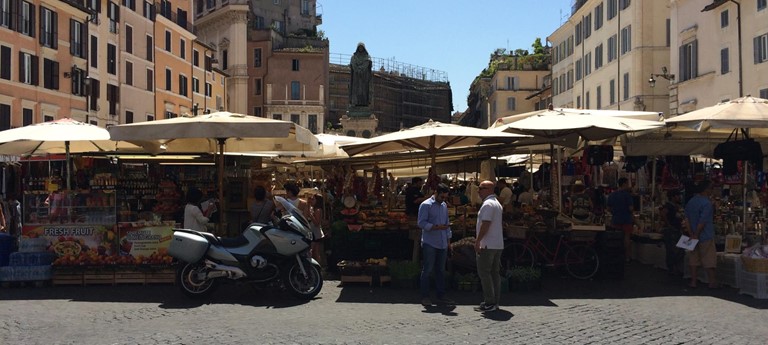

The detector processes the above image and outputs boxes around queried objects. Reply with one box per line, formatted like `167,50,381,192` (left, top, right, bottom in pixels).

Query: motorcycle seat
216,235,249,248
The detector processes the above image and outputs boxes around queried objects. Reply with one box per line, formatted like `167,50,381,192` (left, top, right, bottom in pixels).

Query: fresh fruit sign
22,225,117,266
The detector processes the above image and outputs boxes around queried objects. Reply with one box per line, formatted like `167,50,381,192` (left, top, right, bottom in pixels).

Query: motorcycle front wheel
177,262,219,298
283,261,323,300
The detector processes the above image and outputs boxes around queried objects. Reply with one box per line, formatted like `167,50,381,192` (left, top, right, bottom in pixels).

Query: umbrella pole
218,138,226,236
65,141,71,191
744,161,748,237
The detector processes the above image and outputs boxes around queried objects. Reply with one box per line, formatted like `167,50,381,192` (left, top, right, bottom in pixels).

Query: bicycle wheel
565,244,599,279
502,242,535,270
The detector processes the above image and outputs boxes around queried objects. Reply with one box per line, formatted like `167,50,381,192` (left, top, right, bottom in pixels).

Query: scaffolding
329,53,449,84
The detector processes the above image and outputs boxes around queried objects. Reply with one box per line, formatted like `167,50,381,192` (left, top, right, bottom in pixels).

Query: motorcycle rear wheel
177,262,219,298
284,261,323,300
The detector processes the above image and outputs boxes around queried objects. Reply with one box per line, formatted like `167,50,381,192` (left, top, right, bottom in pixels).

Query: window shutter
81,23,87,58
756,36,763,64
69,19,75,55
17,51,23,81
0,46,10,80
29,4,34,37
31,54,38,85
38,9,44,44
43,58,50,87
52,61,59,90
115,3,120,22
52,12,58,49
9,0,17,31
692,40,698,78
679,45,685,81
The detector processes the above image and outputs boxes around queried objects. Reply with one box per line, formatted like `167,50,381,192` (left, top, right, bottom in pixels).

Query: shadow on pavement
334,262,768,309
0,282,314,309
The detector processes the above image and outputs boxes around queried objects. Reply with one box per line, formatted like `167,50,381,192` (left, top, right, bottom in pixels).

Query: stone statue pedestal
340,113,378,138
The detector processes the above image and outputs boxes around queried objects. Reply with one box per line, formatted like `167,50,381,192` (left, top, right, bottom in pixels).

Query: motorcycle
168,196,323,300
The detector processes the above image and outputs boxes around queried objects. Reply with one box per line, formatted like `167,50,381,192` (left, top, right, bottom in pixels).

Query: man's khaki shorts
688,239,716,268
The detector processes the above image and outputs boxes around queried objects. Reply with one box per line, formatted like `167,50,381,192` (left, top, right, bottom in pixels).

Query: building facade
194,0,326,133
488,68,550,123
549,0,671,115
0,0,90,128
0,0,227,130
670,0,768,115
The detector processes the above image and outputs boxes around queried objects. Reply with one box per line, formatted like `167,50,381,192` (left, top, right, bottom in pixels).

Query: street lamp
648,67,675,88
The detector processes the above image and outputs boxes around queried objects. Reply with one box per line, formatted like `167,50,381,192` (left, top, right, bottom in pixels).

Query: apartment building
0,0,90,128
118,0,225,122
488,68,550,123
670,0,768,115
549,0,670,115
195,0,327,133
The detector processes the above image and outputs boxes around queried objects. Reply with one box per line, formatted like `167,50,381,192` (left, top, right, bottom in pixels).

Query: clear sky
319,0,571,114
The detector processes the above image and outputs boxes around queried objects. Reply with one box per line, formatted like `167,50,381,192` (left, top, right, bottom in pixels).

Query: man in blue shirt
685,180,718,289
607,177,634,262
417,183,454,307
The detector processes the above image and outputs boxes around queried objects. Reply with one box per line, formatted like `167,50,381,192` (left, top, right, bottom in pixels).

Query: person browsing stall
405,177,427,217
474,180,504,313
250,185,275,224
183,188,215,232
417,183,455,307
607,177,634,262
685,180,719,289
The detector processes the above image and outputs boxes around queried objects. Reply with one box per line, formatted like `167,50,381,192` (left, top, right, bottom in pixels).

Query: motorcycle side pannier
168,231,209,263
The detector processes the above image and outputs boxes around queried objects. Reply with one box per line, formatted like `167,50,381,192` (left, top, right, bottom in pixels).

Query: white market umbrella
665,96,768,131
108,112,318,229
340,119,528,166
0,118,146,189
491,108,663,211
664,96,768,234
491,108,664,141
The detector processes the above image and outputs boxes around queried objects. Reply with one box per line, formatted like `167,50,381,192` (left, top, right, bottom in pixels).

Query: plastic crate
18,238,48,253
6,265,52,281
737,270,768,299
9,252,57,267
683,253,709,284
0,266,13,281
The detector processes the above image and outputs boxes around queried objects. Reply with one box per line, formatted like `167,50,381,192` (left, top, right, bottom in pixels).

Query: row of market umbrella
0,96,765,212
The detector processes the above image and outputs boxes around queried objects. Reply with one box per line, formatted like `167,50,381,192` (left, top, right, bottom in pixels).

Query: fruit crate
145,268,175,284
52,268,84,286
737,270,768,299
83,267,116,285
114,269,147,284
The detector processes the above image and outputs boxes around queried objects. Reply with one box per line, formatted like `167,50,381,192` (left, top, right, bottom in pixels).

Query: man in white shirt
474,180,504,313
496,179,513,209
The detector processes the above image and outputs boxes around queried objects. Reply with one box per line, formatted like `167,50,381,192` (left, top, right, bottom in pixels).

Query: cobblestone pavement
1,263,767,345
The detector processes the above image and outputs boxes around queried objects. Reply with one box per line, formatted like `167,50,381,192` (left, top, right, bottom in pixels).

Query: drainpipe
733,0,743,97
617,4,621,110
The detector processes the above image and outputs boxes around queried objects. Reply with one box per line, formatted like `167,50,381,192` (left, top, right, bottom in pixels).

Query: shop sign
117,223,174,265
22,224,117,265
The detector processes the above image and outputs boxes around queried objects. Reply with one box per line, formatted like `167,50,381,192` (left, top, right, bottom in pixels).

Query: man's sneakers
473,302,498,312
420,297,432,307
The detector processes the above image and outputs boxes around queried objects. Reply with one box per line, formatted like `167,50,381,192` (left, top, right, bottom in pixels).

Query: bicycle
502,230,600,280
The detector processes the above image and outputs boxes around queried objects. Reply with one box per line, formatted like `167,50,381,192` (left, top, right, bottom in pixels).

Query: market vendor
405,177,426,217
568,180,592,224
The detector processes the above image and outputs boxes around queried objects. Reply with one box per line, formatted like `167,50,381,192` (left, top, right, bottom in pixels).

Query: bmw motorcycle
168,196,323,300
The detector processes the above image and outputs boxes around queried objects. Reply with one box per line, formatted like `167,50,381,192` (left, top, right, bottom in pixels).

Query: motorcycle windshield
274,196,312,233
